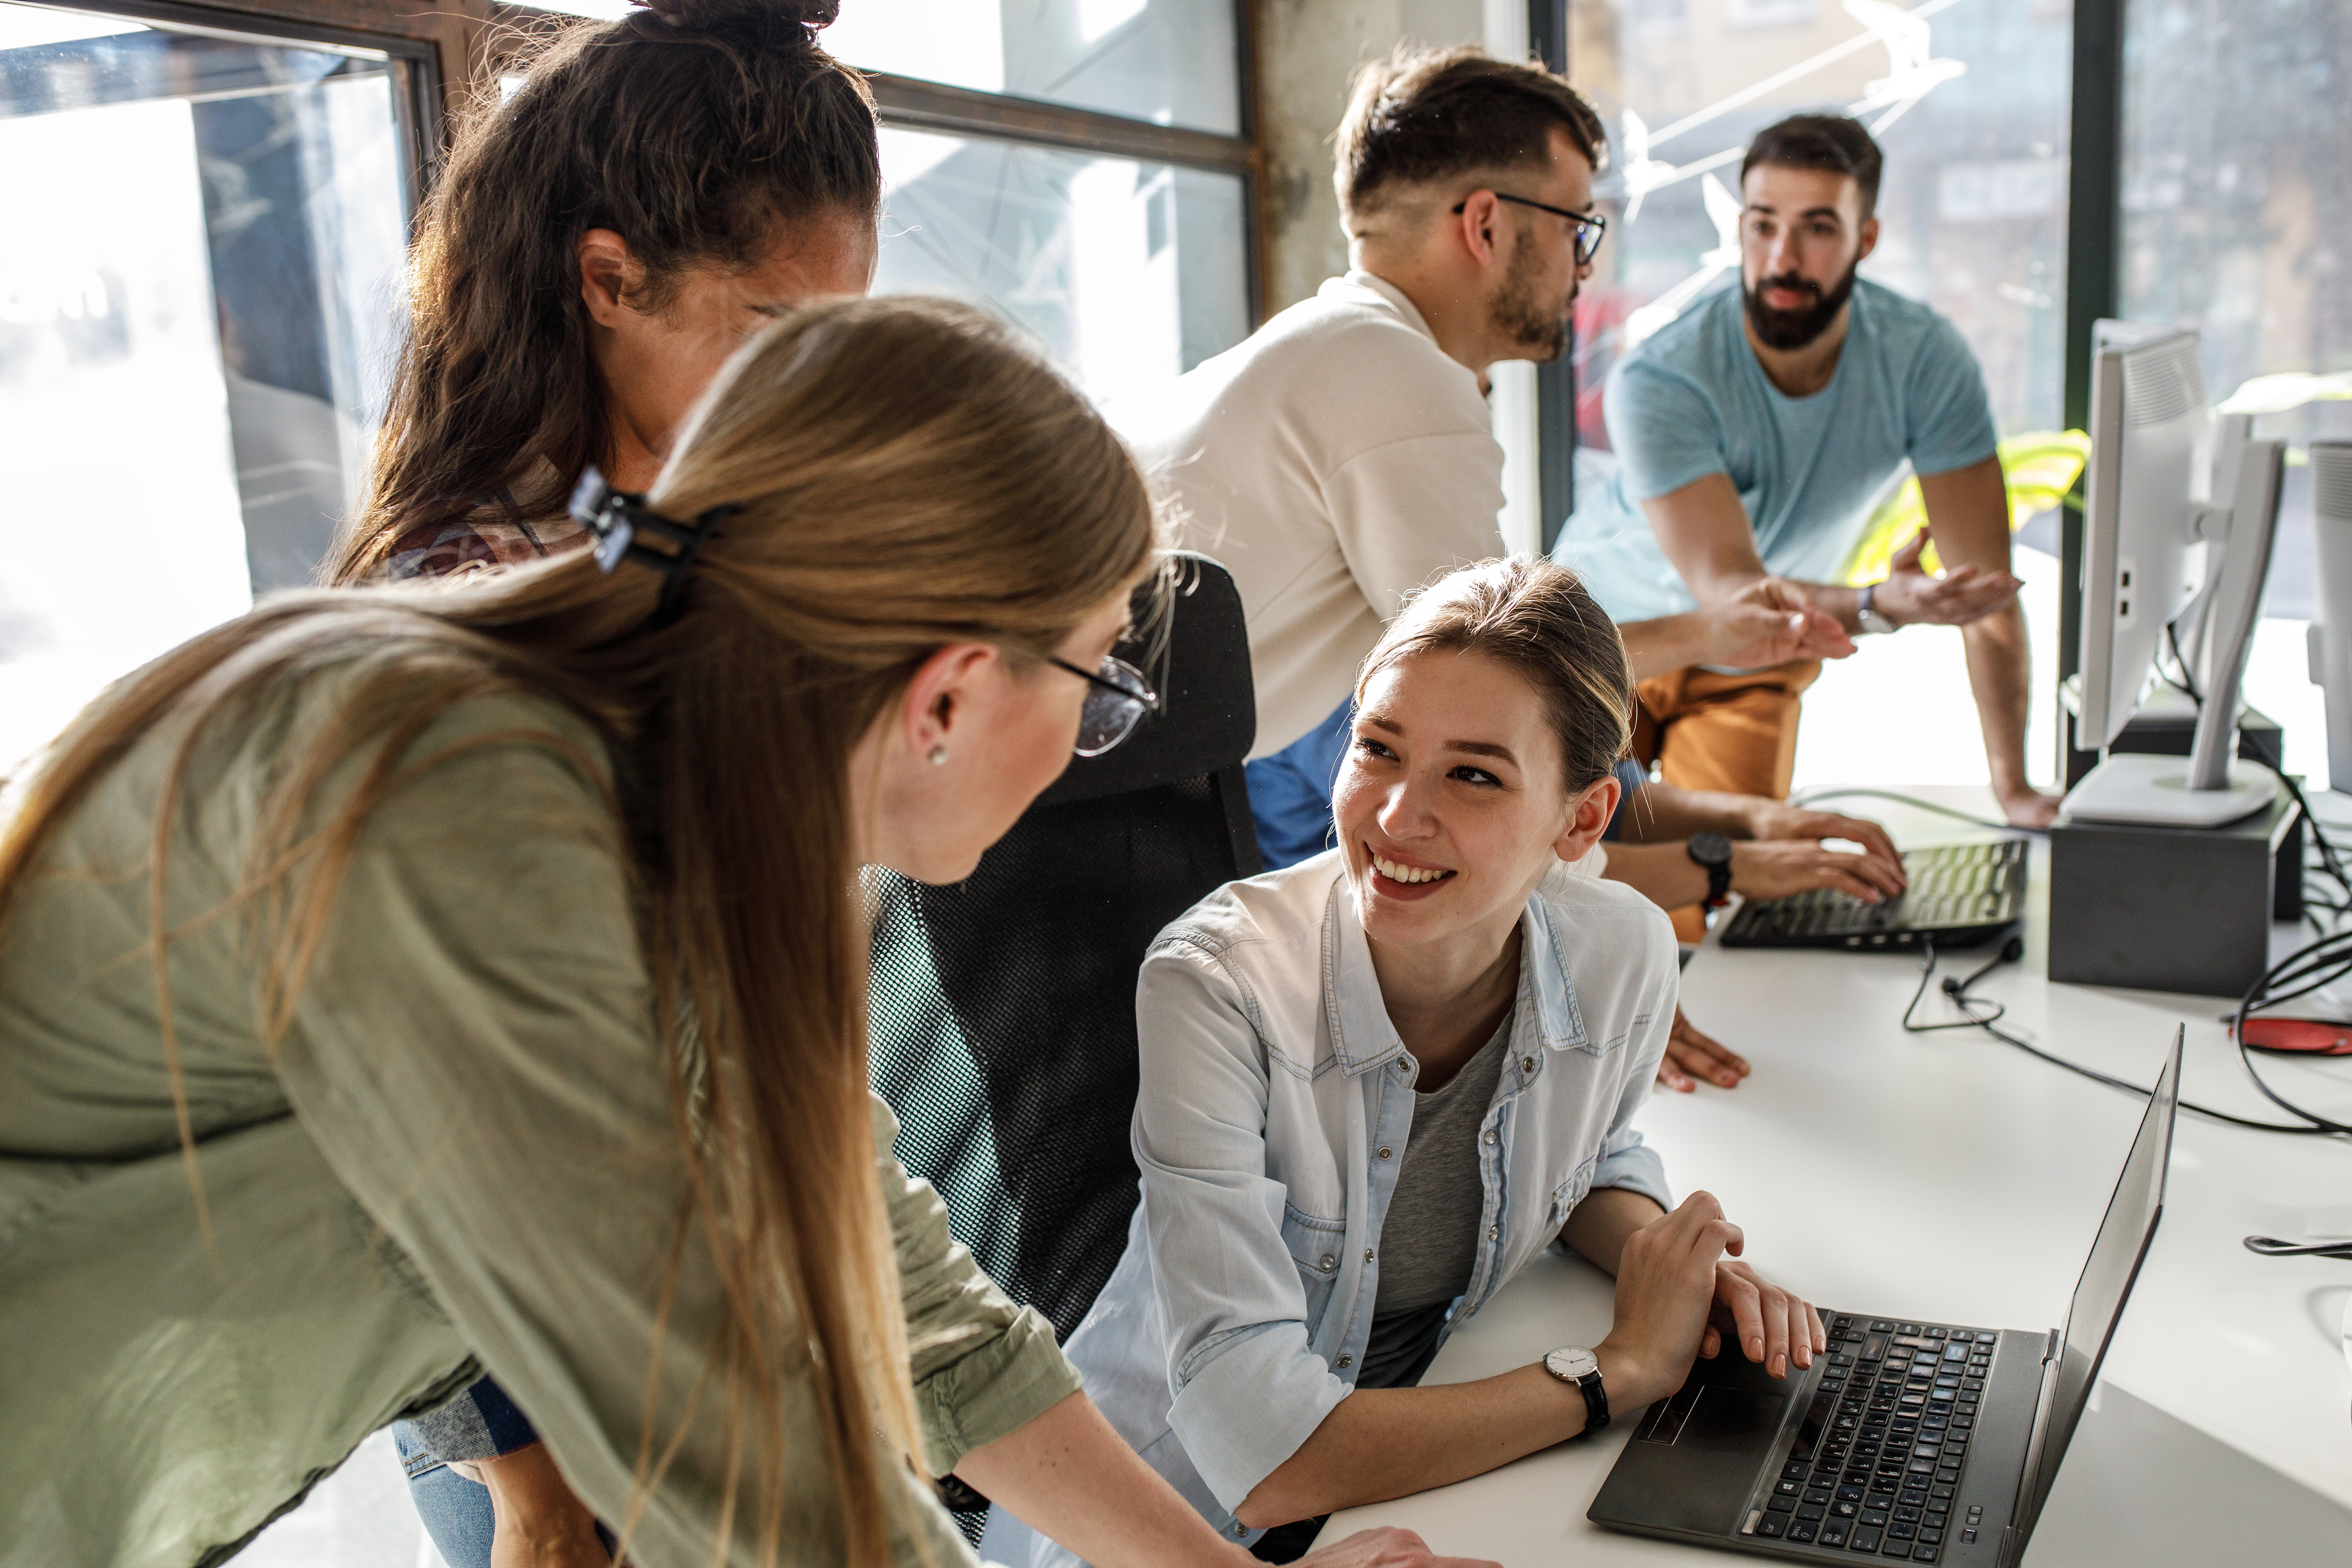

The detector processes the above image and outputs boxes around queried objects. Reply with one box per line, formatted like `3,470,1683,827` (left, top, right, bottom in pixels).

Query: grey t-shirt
1356,1012,1512,1389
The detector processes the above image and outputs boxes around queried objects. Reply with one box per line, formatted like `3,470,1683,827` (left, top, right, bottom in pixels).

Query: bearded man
1557,115,2061,827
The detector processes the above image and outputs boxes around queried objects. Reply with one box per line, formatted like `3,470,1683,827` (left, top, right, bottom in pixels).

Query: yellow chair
1836,429,2092,584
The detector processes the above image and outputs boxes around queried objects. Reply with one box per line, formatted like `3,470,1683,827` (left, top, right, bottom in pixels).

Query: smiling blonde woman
985,556,1823,1567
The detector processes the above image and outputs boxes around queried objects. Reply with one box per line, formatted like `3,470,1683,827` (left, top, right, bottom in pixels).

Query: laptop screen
2011,1028,2181,1542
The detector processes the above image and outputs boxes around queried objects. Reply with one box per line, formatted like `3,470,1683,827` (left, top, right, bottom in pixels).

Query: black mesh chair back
867,554,1260,1344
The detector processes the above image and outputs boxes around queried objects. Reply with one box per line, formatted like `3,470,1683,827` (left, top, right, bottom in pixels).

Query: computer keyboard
1718,839,2027,952
1749,1316,1997,1559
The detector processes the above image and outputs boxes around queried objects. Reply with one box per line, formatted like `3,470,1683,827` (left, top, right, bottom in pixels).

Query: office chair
867,553,1261,1350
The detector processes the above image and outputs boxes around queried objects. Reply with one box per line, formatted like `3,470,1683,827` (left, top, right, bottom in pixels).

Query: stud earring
928,745,950,766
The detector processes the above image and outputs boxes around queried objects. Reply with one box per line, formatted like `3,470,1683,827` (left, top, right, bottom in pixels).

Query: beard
1743,260,1858,351
1488,227,1574,362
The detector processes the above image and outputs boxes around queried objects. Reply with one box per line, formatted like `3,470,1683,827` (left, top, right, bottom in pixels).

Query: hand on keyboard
1732,804,1904,880
1706,1258,1826,1381
1730,839,1907,904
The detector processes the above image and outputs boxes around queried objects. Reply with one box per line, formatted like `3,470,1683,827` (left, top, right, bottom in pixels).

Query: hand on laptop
1295,1526,1501,1568
1729,837,1906,904
1657,1008,1751,1093
1597,1193,1825,1411
1733,803,1900,869
1698,577,1856,668
1593,1191,1748,1411
1703,1258,1825,1382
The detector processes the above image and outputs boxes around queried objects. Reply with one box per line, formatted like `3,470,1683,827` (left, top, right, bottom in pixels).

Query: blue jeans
1244,699,1354,871
393,1422,496,1568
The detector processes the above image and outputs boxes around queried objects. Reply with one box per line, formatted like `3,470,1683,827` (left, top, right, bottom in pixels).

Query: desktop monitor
2063,321,2284,828
2075,323,2209,752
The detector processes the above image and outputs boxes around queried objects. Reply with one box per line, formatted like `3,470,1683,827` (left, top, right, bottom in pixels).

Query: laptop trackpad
1588,1373,1797,1537
1675,1386,1785,1454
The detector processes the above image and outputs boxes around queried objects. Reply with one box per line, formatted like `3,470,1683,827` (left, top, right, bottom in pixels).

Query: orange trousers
1631,658,1823,801
1631,659,1822,942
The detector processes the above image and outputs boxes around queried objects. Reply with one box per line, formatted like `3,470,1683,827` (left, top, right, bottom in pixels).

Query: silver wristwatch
1543,1346,1610,1434
1857,582,1899,636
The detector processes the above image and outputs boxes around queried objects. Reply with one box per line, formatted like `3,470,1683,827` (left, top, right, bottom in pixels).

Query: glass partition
0,0,415,770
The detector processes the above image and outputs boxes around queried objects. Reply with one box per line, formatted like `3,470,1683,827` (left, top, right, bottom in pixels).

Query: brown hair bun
635,0,839,37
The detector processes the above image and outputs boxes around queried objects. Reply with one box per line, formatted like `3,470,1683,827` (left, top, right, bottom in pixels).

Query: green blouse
0,661,1078,1567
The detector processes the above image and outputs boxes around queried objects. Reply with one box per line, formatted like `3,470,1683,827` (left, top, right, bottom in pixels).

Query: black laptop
1719,839,2028,953
1590,1030,2181,1566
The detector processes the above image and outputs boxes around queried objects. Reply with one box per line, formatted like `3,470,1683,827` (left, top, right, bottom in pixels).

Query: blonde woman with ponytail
0,300,1477,1568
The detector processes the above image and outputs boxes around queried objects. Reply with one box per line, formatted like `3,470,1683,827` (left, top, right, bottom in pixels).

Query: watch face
1688,830,1733,867
1547,1347,1599,1382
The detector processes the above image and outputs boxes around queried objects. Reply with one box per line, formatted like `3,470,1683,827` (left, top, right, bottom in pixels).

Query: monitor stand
2060,750,2278,827
2062,433,2288,831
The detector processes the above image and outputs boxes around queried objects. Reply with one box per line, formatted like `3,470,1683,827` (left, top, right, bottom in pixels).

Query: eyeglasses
1048,653,1161,757
1450,192,1608,267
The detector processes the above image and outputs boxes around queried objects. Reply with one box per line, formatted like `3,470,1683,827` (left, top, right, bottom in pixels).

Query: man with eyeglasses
1137,45,1849,869
1556,114,2061,829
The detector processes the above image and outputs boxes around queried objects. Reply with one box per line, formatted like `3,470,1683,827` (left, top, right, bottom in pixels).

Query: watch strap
1576,1366,1610,1434
1546,1347,1610,1434
1687,832,1734,910
1859,582,1897,635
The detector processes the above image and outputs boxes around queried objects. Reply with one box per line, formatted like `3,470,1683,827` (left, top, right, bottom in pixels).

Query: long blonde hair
0,296,1156,1567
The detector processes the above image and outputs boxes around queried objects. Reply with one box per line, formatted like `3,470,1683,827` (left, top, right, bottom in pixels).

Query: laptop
1590,1030,2181,1566
1718,840,2028,953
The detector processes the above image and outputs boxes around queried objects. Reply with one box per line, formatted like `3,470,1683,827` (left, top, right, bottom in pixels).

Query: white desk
1318,789,2352,1565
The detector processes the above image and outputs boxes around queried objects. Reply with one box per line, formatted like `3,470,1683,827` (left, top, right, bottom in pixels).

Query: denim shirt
980,852,1675,1565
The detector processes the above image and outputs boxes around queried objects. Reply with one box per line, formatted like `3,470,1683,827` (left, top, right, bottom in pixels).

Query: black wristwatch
1687,830,1734,909
1544,1346,1610,1434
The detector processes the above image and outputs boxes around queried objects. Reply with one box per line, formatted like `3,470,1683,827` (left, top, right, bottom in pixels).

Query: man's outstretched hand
1699,578,1856,669
1873,531,2021,628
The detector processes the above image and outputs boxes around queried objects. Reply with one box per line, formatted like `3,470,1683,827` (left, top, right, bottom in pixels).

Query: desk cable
2242,1235,2352,1260
1900,936,2344,1137
1787,786,2048,836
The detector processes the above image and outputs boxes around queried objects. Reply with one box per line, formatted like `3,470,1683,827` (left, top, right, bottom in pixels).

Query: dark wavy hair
332,0,879,583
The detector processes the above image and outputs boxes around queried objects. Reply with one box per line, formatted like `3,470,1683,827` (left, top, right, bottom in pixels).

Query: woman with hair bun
327,0,879,1555
0,300,1489,1568
333,0,879,586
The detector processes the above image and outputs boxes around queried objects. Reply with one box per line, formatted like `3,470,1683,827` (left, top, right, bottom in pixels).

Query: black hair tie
567,467,737,629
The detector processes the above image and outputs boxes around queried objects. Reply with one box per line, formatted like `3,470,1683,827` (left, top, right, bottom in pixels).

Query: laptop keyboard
1746,1315,1997,1560
1720,840,2027,951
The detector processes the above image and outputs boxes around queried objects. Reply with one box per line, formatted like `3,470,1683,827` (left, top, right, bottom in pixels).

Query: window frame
22,0,480,215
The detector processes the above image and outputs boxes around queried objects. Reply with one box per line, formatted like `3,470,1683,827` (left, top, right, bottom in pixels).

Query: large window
1569,0,2073,450
513,0,1259,413
842,0,1257,411
2120,0,2352,626
1566,0,2075,794
0,0,429,772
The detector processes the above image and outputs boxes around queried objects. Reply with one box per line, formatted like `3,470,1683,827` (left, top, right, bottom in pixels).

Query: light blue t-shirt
1555,277,2000,622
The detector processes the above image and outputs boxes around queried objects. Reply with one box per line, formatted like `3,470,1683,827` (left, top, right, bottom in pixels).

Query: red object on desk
2234,1016,2352,1055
